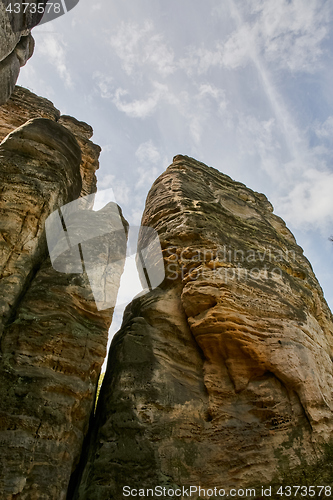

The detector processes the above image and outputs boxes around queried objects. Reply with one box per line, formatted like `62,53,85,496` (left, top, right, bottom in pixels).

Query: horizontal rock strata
0,86,101,201
0,117,82,337
0,89,127,498
0,86,60,141
75,155,333,499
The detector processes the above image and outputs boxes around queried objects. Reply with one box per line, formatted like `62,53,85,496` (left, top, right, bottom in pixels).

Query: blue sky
18,0,333,349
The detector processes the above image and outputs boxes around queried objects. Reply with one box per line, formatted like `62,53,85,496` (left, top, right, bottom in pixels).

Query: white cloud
101,145,113,153
97,175,129,207
93,72,114,99
178,22,253,74
222,24,253,69
315,116,333,140
130,208,144,226
252,0,330,72
135,140,161,164
113,182,130,206
112,83,170,118
237,114,279,156
233,109,333,231
181,0,331,75
38,34,73,88
227,0,331,73
278,168,333,231
197,83,227,111
17,62,55,98
136,166,159,189
110,21,175,77
178,83,228,145
112,87,157,118
179,44,224,75
98,174,115,190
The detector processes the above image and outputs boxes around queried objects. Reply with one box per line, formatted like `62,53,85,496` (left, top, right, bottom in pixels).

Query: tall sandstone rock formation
74,155,333,499
0,87,127,499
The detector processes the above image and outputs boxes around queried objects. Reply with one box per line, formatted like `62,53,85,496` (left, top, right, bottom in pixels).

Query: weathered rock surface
0,88,127,498
0,117,82,337
0,86,102,199
75,155,333,499
0,86,60,141
0,1,48,104
58,115,100,199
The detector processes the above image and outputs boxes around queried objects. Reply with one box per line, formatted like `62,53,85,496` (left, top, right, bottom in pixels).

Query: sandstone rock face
75,155,333,499
0,86,104,336
0,2,47,104
0,86,60,142
0,86,102,200
0,117,82,337
58,115,100,199
0,89,127,498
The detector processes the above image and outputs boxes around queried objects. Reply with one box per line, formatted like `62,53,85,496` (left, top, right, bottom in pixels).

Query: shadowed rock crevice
72,285,207,499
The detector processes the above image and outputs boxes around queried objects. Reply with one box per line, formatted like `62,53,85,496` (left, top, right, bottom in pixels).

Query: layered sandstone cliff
0,88,127,498
1,94,332,499
74,155,333,499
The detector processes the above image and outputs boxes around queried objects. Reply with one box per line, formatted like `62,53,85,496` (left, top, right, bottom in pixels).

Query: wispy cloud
17,0,333,311
93,72,114,99
181,0,331,75
198,83,227,111
136,165,159,189
251,0,331,72
179,83,228,145
235,114,281,165
112,83,169,118
98,174,115,190
110,21,175,77
215,0,333,232
279,168,333,230
135,140,161,164
38,34,73,88
314,116,333,141
98,174,130,207
97,2,332,232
